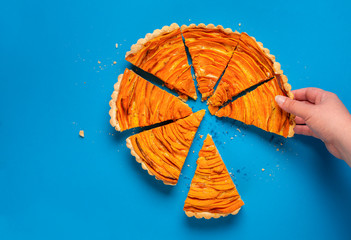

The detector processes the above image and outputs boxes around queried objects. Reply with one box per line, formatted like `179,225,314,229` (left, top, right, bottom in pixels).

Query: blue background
1,0,351,239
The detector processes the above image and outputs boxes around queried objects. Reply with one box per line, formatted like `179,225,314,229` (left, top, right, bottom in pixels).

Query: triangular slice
184,135,244,219
126,110,206,185
215,75,295,138
208,32,277,107
125,23,196,100
181,24,240,100
109,68,193,132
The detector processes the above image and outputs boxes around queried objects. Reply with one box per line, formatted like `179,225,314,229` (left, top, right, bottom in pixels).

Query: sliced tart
126,110,206,185
184,134,244,219
109,68,193,132
125,23,196,100
215,75,295,138
208,32,278,107
181,24,240,100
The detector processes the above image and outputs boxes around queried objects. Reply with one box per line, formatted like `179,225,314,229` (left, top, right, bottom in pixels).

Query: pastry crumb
113,61,117,64
115,43,118,48
98,60,101,64
276,148,279,151
269,174,271,176
239,23,242,26
200,135,203,139
236,128,241,133
230,137,234,140
261,168,265,172
84,82,86,84
187,164,190,167
193,150,195,153
79,130,84,138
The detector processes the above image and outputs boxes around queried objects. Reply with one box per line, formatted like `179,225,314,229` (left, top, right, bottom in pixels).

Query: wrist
333,115,351,166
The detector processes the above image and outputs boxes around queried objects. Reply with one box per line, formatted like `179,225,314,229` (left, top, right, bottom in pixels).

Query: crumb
269,174,271,176
98,60,101,64
224,142,226,144
187,164,190,167
115,43,118,48
79,130,84,138
237,128,241,133
280,142,283,146
189,19,191,21
239,23,242,26
230,137,234,140
113,61,117,64
84,82,86,84
200,135,203,139
276,148,279,151
193,150,195,153
261,168,265,172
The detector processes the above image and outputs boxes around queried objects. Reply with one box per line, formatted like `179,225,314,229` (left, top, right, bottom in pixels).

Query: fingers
294,125,315,137
291,88,325,103
275,95,312,119
295,116,305,125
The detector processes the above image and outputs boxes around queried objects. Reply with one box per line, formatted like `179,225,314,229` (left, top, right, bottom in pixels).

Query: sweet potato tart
126,110,206,185
109,68,193,132
184,135,244,219
208,32,278,107
215,75,295,138
125,23,196,100
181,24,240,100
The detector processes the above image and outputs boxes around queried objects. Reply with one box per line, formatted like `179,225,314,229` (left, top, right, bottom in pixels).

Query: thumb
275,95,312,119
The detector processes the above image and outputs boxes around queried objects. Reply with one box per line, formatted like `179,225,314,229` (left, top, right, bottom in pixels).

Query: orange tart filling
125,23,197,100
126,110,206,185
215,75,295,138
208,32,276,107
109,68,193,132
181,24,240,100
184,134,244,219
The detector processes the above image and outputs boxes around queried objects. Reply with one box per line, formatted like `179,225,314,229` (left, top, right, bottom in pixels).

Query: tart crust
125,23,180,58
180,23,238,35
108,73,123,131
126,137,175,186
185,207,241,219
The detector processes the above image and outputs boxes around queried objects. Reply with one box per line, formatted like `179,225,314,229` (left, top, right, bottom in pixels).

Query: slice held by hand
125,23,197,100
184,135,244,219
126,110,206,186
109,68,193,132
215,75,295,138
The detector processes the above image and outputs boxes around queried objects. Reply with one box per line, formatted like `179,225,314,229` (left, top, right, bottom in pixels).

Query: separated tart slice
125,23,197,100
109,68,193,132
215,75,295,138
184,134,244,219
126,110,206,185
208,32,278,107
181,24,240,100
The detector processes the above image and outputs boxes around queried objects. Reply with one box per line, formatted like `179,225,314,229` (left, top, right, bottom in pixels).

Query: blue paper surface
1,0,351,239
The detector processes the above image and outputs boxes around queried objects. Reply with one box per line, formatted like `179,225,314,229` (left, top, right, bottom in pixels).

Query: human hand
275,88,351,166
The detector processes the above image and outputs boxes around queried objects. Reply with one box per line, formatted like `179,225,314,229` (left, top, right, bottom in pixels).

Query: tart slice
126,110,206,185
184,135,244,219
181,24,240,100
208,32,277,107
215,75,295,138
109,68,193,132
125,23,197,100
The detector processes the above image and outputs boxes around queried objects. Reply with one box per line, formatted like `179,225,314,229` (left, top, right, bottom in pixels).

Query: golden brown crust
180,23,238,35
125,23,180,58
108,73,123,131
126,137,176,186
185,206,241,219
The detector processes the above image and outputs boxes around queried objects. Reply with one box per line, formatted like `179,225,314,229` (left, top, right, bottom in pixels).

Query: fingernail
275,95,286,105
